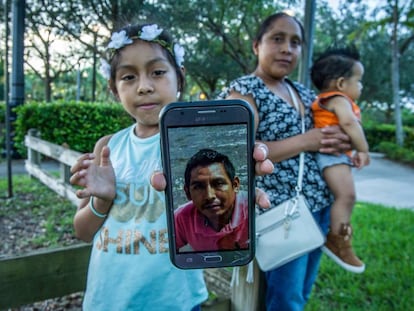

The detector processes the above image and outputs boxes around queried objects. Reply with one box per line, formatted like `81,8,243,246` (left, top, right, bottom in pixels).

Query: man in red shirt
174,149,249,252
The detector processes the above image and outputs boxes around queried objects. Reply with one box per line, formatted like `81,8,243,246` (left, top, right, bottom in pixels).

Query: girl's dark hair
107,23,185,94
310,45,360,91
254,12,305,44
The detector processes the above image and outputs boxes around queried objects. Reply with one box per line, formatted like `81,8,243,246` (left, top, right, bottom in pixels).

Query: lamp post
3,0,12,197
4,0,25,198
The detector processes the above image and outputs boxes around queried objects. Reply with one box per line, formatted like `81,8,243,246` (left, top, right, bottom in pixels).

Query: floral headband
99,24,185,79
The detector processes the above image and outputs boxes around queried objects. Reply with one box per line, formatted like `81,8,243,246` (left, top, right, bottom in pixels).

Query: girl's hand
70,146,116,201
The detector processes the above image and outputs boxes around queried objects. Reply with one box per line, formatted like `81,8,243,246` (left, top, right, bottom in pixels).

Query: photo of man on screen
174,148,249,252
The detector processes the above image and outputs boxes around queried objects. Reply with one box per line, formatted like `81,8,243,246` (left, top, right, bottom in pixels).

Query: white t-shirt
82,125,208,311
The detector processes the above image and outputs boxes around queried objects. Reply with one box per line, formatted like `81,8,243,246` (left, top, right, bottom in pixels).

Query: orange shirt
311,91,361,157
311,91,361,129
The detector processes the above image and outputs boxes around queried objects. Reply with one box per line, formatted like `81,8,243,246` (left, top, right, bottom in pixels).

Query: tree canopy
1,0,413,114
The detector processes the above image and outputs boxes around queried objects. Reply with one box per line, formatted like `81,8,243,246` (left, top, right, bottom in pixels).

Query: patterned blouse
218,74,332,213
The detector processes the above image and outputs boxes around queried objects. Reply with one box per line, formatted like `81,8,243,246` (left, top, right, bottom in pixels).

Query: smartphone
160,99,255,269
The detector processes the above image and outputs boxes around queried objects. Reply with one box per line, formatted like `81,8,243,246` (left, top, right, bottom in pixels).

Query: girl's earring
176,91,181,99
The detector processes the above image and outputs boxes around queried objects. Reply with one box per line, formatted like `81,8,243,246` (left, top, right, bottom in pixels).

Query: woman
219,12,349,311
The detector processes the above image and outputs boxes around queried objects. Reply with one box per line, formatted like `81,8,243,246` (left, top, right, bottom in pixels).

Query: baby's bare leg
323,164,355,233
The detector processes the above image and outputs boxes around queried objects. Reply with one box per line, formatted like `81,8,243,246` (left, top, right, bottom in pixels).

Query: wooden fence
24,128,82,206
0,244,91,309
0,130,231,310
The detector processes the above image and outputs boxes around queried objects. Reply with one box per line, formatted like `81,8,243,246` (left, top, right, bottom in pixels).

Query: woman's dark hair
254,12,305,44
107,23,185,94
310,45,360,91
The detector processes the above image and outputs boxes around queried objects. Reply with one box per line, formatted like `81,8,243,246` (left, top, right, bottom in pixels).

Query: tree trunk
391,0,404,146
44,65,52,102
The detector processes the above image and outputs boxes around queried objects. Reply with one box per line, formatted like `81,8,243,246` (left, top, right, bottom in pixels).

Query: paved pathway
1,154,413,210
353,153,413,210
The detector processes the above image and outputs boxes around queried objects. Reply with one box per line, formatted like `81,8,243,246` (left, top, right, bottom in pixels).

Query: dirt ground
0,195,83,310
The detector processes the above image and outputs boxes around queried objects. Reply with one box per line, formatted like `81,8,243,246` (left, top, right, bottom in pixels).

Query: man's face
185,163,239,222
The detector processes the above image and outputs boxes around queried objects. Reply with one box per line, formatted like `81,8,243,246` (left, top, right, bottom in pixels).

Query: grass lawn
1,175,413,310
306,203,414,311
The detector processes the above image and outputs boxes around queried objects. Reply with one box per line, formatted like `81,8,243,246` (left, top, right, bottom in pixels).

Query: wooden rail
0,244,90,309
24,128,82,206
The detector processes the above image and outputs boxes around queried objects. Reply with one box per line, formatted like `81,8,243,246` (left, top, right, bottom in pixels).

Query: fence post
60,144,72,184
27,129,41,167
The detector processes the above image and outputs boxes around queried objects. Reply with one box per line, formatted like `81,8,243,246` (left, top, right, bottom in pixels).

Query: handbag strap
285,82,305,195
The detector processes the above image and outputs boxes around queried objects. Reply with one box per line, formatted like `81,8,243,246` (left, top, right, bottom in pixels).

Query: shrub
13,101,133,156
376,141,414,166
3,100,414,168
0,102,5,117
363,123,414,151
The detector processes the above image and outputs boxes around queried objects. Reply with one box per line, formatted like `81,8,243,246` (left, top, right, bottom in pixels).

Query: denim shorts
316,153,352,172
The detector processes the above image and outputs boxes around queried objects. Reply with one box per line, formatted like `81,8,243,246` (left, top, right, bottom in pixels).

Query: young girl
311,46,370,273
69,23,206,311
69,23,272,310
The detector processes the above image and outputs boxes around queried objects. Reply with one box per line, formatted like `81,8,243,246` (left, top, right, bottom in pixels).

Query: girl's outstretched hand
70,146,116,201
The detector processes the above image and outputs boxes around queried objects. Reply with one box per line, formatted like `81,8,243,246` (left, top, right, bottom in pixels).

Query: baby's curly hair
310,45,360,91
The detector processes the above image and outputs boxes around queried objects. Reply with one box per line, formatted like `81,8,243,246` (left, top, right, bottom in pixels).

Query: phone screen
160,100,255,269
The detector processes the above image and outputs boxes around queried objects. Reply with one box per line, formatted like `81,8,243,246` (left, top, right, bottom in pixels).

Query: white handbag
255,192,325,271
255,84,325,272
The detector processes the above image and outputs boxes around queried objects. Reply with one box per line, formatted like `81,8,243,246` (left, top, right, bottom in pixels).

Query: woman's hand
253,142,274,176
303,126,351,155
319,125,351,155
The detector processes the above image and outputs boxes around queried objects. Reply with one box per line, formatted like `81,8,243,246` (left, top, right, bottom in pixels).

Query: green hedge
376,141,414,166
363,122,414,151
363,122,414,166
13,101,133,156
2,101,413,166
0,102,5,119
